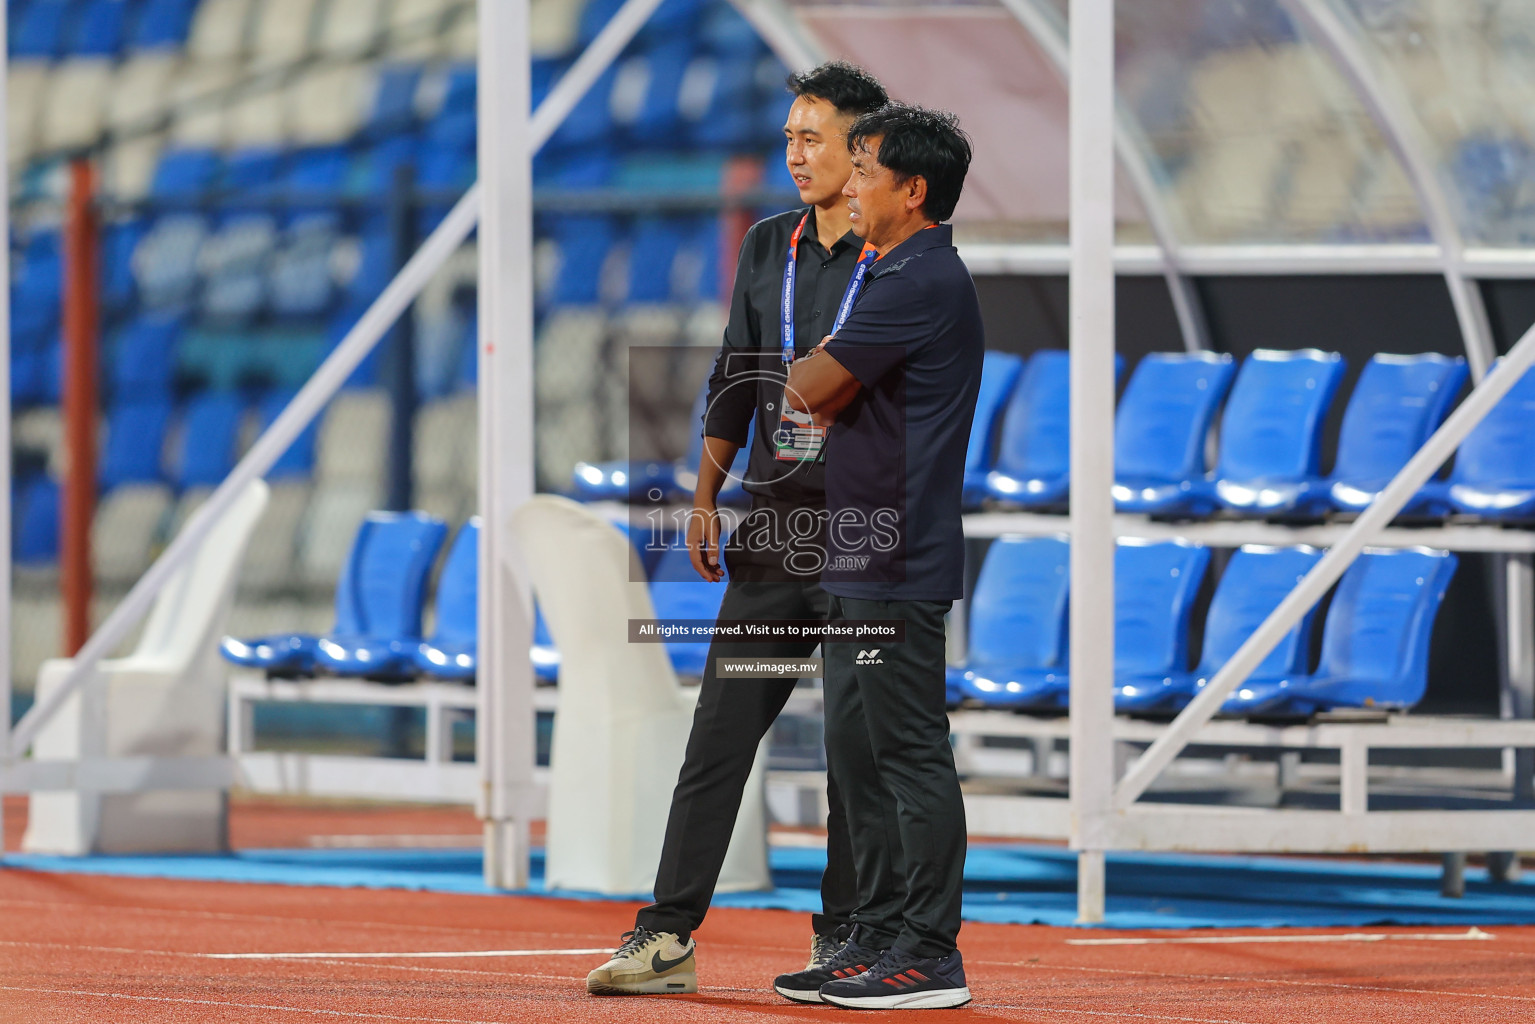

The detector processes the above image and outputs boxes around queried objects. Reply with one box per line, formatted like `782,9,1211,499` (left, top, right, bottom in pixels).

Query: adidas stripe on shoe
818,947,972,1010
772,931,885,1004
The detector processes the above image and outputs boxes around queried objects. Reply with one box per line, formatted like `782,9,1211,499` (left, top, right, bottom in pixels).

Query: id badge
773,387,826,462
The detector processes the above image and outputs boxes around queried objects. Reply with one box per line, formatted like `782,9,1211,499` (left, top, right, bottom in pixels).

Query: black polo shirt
819,223,984,602
702,208,867,508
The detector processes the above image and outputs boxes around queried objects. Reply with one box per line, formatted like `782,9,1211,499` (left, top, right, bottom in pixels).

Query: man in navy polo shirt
776,103,981,1010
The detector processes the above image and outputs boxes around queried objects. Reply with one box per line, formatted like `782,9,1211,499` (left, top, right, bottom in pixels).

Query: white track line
1067,927,1494,947
0,986,515,1024
201,947,610,960
0,938,608,961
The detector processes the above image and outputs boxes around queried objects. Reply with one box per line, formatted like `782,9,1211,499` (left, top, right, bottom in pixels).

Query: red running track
3,866,1535,1023
4,797,1535,1022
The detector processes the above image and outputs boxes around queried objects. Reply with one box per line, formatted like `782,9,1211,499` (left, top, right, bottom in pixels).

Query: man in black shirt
775,104,980,1010
586,62,888,998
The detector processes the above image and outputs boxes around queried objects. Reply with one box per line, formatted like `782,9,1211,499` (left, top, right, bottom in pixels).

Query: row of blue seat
222,513,480,681
218,510,731,683
948,538,1458,717
10,0,194,57
965,348,1535,520
571,348,1510,519
20,390,316,493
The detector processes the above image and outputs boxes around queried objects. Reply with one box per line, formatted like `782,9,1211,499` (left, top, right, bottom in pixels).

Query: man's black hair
786,61,888,119
847,103,973,223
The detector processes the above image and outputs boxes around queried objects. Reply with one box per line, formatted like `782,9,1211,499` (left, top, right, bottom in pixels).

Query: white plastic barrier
24,481,269,854
510,495,770,895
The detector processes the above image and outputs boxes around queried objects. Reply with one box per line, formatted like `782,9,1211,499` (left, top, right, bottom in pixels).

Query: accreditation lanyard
774,212,878,462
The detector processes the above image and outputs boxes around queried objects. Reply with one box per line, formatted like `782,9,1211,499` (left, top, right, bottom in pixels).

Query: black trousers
822,595,966,959
636,576,857,941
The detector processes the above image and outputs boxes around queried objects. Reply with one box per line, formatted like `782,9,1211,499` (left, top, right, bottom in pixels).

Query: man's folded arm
785,348,861,421
786,276,927,419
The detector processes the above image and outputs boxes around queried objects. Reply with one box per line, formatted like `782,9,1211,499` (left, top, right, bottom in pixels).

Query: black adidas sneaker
771,929,886,1004
818,947,971,1009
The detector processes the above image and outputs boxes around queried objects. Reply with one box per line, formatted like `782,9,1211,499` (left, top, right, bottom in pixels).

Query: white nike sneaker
585,926,698,995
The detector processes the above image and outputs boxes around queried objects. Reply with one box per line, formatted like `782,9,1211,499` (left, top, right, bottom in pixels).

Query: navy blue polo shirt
820,223,984,601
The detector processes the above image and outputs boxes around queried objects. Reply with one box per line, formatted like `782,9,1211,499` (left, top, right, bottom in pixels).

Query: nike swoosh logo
652,947,694,973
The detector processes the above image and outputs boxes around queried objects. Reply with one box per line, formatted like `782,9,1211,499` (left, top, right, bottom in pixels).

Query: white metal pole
1115,320,1535,810
478,0,536,890
1069,0,1116,924
0,11,11,854
477,0,666,890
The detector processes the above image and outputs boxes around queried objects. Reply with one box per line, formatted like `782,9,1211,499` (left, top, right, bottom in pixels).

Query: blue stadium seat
351,135,418,197
151,148,221,198
638,0,707,44
1211,350,1346,516
367,66,423,138
130,0,194,51
220,147,285,200
1113,352,1236,515
101,399,172,489
531,57,559,110
683,56,756,149
11,348,49,406
11,234,62,342
960,539,1209,711
199,214,277,322
627,217,688,304
619,41,693,142
102,220,146,312
577,0,626,45
270,216,338,318
1221,548,1458,716
12,0,70,57
68,0,127,56
550,65,617,149
343,222,395,305
947,536,1070,708
110,311,183,396
285,147,350,212
549,214,617,306
982,351,1122,508
258,389,319,479
960,351,1024,508
649,545,728,678
670,215,721,303
133,212,208,308
1117,545,1325,713
1419,359,1535,520
1328,354,1467,513
14,475,60,566
699,1,767,58
415,520,480,681
224,512,448,677
174,391,245,488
